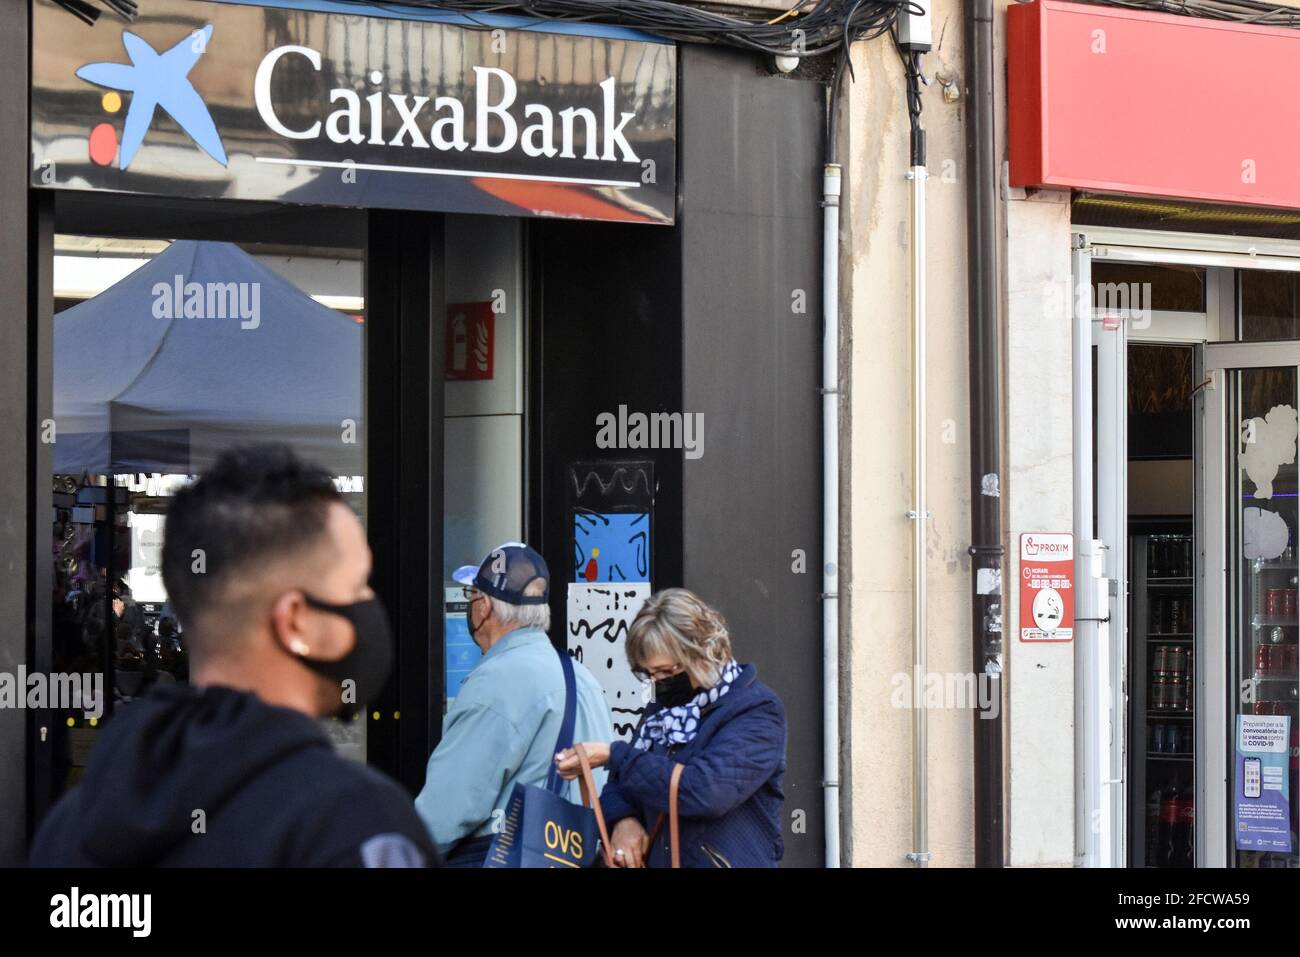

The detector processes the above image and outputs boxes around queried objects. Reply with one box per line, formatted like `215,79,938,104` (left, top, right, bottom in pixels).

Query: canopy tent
54,240,363,476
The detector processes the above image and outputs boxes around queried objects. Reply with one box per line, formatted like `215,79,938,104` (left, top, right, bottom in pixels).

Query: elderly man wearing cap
415,542,614,866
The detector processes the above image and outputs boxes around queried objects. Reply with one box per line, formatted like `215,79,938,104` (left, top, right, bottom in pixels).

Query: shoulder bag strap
544,646,579,796
667,762,683,869
646,762,685,868
574,743,615,867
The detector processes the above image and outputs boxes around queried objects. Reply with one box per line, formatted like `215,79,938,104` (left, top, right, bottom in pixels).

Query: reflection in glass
49,236,366,795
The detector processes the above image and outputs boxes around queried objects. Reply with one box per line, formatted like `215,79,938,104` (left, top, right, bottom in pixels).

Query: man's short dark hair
161,444,343,630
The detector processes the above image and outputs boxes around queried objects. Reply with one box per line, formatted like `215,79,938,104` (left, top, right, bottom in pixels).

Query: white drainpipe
906,160,931,868
822,162,842,869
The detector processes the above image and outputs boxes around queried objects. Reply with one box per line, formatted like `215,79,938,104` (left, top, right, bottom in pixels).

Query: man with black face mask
30,445,440,868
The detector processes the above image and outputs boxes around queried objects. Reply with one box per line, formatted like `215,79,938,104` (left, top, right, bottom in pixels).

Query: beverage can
1267,588,1284,618
1170,676,1187,711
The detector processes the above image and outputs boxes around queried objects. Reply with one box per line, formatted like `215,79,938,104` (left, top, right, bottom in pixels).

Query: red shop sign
1020,533,1074,642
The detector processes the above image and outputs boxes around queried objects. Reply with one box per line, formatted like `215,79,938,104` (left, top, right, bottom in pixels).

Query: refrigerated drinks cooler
1236,549,1300,867
1131,526,1197,868
1131,522,1300,868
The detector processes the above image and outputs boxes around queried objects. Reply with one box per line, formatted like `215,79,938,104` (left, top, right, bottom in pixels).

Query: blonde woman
555,588,787,867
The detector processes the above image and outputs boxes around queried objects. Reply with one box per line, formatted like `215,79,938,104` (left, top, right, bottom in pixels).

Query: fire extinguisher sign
446,302,495,381
1019,533,1074,642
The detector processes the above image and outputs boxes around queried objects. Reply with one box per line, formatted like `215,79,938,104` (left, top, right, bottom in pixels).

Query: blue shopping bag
483,648,612,868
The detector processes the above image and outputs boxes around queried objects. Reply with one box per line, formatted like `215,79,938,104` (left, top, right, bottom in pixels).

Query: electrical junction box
898,0,933,52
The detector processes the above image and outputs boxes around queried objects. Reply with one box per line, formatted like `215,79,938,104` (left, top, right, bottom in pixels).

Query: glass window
49,235,367,794
1092,262,1206,315
1226,366,1300,868
1129,344,1195,460
1240,270,1300,342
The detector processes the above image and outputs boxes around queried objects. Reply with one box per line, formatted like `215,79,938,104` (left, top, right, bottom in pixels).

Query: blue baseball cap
452,542,550,605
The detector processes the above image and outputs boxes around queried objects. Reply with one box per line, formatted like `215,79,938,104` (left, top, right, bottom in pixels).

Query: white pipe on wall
822,162,842,869
907,162,930,868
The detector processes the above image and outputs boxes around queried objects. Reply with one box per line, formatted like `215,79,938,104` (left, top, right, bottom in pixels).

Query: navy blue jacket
599,664,786,868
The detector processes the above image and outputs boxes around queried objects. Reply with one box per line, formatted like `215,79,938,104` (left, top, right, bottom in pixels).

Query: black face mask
654,670,696,709
296,593,393,719
467,595,489,643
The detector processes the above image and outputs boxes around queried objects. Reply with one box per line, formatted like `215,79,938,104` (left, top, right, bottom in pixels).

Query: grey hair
626,588,732,689
489,576,551,632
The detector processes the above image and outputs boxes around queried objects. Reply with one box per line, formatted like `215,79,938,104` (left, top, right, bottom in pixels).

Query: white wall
442,214,524,578
1004,189,1076,866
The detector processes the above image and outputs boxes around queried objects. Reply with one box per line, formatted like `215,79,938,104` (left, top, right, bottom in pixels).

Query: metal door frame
1073,234,1222,867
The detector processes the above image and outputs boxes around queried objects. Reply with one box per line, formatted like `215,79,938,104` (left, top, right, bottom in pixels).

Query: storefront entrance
10,0,829,867
1078,224,1300,868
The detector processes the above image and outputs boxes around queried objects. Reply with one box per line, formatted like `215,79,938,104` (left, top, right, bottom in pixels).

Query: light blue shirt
415,627,615,855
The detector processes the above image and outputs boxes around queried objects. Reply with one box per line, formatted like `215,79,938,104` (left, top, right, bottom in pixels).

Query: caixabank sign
30,0,677,224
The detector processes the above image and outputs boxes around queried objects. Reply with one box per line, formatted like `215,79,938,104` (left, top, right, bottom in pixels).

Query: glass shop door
1199,340,1300,868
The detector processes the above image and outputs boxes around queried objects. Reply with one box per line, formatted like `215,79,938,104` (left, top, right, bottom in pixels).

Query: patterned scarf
633,660,743,752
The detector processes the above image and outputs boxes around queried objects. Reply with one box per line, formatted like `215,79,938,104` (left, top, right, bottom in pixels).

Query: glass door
44,230,368,799
1200,341,1300,868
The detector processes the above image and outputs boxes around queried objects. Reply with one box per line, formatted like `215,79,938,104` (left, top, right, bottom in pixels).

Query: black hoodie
30,683,440,867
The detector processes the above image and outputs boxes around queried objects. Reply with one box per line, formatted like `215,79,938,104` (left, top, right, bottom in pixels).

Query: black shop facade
0,0,826,866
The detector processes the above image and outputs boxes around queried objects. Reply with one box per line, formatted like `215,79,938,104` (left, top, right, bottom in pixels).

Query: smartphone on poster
1243,757,1262,799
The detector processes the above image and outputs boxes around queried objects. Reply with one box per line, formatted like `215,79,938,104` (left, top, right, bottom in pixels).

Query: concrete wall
840,0,1078,866
840,0,978,866
1003,189,1075,866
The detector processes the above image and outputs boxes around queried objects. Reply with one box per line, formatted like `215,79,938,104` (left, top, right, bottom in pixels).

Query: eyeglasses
461,586,481,602
635,664,684,683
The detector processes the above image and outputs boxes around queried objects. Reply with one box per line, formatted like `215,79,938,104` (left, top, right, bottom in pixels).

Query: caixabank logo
75,24,228,170
33,0,676,223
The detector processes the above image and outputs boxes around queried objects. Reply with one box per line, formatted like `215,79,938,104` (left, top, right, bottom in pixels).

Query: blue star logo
76,25,227,170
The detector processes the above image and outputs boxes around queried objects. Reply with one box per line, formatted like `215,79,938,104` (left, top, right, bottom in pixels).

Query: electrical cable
893,24,925,167
52,0,1300,47
1013,0,1300,29
331,0,925,58
53,0,137,23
